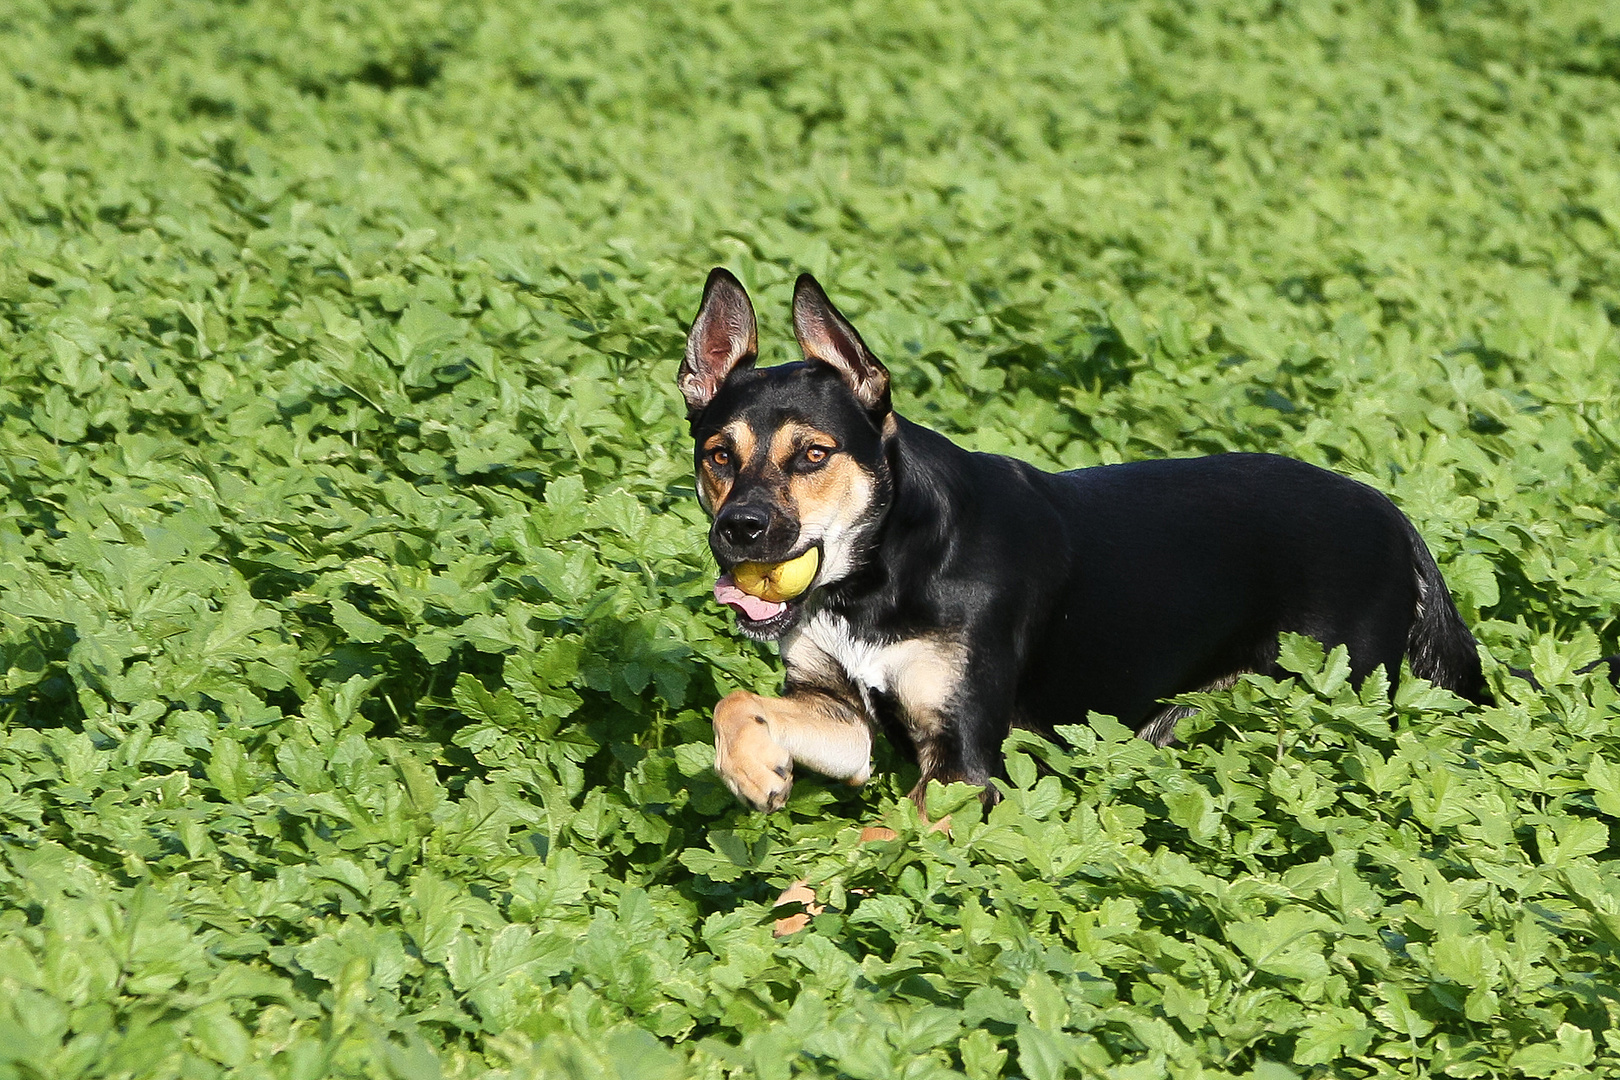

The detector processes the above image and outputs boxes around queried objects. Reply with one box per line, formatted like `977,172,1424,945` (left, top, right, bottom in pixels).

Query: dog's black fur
681,268,1615,812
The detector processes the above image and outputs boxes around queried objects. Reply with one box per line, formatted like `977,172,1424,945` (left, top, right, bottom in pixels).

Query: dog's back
1014,452,1488,737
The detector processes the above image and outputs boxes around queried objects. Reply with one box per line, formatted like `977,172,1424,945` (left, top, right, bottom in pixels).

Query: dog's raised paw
713,691,794,812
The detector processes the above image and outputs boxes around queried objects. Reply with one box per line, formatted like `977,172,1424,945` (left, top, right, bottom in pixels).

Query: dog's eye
803,446,831,466
709,447,732,467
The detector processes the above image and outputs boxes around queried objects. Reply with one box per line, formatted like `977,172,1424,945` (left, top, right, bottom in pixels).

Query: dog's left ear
679,268,758,416
792,274,891,415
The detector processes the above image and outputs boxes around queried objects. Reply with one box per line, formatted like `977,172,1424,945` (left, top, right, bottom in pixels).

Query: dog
679,267,1613,813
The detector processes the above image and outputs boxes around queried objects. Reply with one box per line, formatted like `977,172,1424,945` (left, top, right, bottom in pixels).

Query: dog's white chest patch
786,613,963,731
795,613,892,693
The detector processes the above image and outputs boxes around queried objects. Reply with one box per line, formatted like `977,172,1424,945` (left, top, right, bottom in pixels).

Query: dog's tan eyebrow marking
767,422,837,470
705,421,756,462
700,421,756,513
698,422,757,513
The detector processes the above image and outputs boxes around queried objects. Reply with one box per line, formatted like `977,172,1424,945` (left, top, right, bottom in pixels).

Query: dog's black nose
716,505,769,547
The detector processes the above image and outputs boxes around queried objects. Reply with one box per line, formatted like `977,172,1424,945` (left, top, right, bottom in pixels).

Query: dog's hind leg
1400,516,1490,703
1135,671,1250,747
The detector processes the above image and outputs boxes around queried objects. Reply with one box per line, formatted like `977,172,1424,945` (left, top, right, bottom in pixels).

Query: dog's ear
679,268,758,415
792,274,891,414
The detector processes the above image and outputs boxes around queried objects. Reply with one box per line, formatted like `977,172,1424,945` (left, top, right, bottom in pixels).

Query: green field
3,0,1620,1076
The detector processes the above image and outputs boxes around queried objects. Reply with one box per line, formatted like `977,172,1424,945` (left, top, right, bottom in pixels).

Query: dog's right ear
679,268,758,416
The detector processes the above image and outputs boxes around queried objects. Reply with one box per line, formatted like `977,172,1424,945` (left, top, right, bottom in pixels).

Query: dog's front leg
712,687,871,812
902,650,1020,812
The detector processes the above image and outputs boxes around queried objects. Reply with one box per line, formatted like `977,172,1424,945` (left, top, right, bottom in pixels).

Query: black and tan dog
679,267,1607,813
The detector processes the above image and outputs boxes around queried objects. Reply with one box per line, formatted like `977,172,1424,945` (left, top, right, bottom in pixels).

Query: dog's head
679,268,894,640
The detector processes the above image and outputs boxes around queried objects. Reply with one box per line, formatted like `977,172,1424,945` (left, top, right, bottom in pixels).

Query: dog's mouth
713,545,821,640
713,577,804,639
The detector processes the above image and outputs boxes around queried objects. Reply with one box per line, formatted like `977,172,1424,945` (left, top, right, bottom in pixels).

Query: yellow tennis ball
733,548,820,602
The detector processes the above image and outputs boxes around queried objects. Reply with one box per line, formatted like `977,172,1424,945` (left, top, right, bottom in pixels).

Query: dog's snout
716,504,770,547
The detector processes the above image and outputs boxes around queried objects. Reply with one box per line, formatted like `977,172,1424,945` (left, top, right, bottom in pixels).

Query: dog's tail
1403,519,1620,699
1402,518,1492,704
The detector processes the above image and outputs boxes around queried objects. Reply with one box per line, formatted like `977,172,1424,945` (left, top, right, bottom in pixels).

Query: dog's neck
811,415,972,626
884,415,976,541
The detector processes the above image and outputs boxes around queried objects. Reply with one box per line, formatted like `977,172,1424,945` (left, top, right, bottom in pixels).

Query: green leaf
1226,910,1333,982
1015,1023,1070,1080
960,1028,1008,1080
1293,1009,1376,1066
1447,553,1500,612
188,1004,251,1067
507,637,585,720
1373,984,1434,1040
206,737,255,801
1538,817,1610,867
329,598,392,644
1508,1024,1597,1078
1019,972,1069,1032
1585,755,1620,817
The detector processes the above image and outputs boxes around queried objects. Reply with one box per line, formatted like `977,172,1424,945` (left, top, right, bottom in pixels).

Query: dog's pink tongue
715,575,788,622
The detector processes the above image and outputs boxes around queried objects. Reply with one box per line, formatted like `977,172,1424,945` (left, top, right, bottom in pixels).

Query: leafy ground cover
2,0,1620,1076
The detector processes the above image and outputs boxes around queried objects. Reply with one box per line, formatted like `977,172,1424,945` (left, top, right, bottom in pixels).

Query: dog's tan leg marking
890,637,971,812
773,827,900,937
772,881,822,937
712,689,871,813
890,638,961,734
